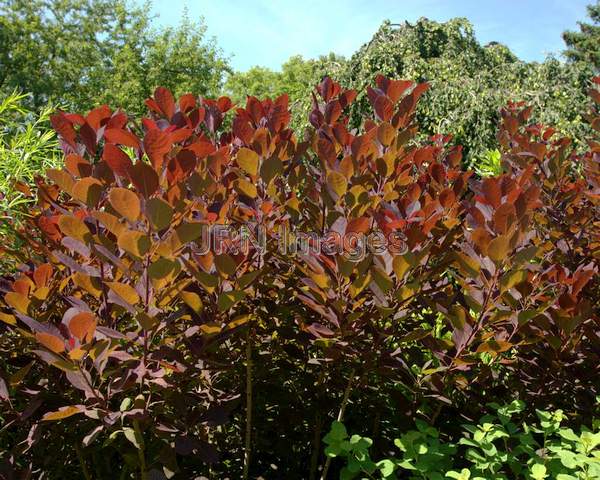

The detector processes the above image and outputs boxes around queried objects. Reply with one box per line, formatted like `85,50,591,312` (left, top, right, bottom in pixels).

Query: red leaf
86,105,111,131
167,150,197,183
317,77,340,102
128,162,159,198
143,129,172,170
274,93,289,110
169,128,193,144
324,101,342,124
142,118,159,131
179,93,196,113
106,111,128,129
246,96,265,125
145,97,162,115
64,113,86,125
104,128,140,149
374,95,394,122
103,144,133,177
189,107,206,128
154,87,175,120
411,82,430,101
50,113,77,148
187,140,216,158
383,78,413,103
217,96,233,112
339,89,357,109
79,123,97,155
233,116,254,144
482,178,502,208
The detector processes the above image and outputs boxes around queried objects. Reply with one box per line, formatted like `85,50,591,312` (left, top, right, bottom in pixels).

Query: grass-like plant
0,91,61,211
0,91,61,270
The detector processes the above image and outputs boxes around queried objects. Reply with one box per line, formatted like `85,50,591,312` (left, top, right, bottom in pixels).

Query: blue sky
147,0,591,71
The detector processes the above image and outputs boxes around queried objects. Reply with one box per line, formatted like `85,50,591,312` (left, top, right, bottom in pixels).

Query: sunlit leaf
237,147,259,176
109,188,140,222
42,405,83,421
106,281,140,305
36,332,65,353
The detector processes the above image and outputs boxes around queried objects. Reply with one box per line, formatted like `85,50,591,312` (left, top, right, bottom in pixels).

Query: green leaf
148,257,179,280
324,445,341,458
377,459,395,477
329,421,348,441
175,222,204,244
120,398,132,412
237,147,259,176
123,427,143,450
488,234,510,263
215,254,238,277
446,469,471,480
117,230,151,258
327,170,348,199
530,463,547,480
260,155,283,184
558,428,580,443
146,197,173,230
217,290,245,312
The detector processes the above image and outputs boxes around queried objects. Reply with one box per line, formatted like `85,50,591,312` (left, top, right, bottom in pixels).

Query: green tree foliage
563,1,600,70
225,65,283,102
341,18,595,166
0,0,230,114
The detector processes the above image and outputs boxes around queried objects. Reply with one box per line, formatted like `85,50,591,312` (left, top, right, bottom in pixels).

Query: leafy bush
323,401,600,479
0,91,60,213
341,19,596,166
0,91,61,272
0,74,598,478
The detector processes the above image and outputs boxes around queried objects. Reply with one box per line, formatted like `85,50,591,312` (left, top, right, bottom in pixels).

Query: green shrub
0,91,61,271
0,91,60,213
323,401,600,479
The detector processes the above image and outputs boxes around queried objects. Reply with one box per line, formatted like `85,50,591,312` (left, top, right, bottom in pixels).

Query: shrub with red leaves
0,76,598,479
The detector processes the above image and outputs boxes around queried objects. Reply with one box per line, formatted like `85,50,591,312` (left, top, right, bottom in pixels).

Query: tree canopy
224,16,596,165
0,0,230,113
563,0,600,70
340,18,595,165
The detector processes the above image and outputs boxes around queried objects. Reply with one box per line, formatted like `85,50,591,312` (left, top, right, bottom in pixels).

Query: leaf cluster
0,74,598,478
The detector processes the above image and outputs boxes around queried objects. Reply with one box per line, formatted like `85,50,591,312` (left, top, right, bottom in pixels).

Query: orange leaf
346,217,371,235
109,188,140,222
69,312,97,342
36,332,65,353
42,405,83,421
33,264,53,288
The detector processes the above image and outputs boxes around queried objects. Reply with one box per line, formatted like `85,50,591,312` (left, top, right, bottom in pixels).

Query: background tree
0,0,230,113
340,18,595,166
563,0,600,70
